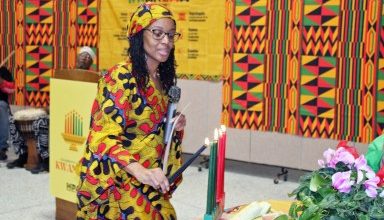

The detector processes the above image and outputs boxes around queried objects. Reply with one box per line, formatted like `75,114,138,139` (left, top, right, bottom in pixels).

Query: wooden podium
54,69,100,84
51,69,99,220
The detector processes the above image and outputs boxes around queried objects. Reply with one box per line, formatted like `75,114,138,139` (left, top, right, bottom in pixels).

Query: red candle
216,129,224,203
221,125,226,197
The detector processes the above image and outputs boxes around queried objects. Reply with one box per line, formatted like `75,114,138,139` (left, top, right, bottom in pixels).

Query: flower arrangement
289,141,384,220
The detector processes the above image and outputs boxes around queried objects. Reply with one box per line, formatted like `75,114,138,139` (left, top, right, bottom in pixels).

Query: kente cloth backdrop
0,0,98,107
221,0,384,143
99,0,224,81
0,0,223,107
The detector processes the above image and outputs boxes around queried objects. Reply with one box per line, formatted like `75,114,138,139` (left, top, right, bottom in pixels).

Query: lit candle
168,138,208,184
211,129,218,212
206,137,214,214
206,130,218,215
221,125,227,201
216,129,224,203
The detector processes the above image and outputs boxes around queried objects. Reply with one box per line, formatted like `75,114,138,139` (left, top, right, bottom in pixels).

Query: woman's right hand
124,162,170,193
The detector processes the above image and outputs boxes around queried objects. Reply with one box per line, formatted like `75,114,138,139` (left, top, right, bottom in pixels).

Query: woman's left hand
174,113,186,131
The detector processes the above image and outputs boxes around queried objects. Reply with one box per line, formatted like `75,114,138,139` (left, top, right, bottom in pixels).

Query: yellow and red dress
76,62,183,220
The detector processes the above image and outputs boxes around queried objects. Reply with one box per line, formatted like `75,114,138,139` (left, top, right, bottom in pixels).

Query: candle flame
220,125,226,132
205,137,210,146
214,128,219,140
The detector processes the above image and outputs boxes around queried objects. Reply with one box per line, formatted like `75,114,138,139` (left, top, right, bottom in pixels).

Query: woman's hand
124,162,169,193
174,113,186,131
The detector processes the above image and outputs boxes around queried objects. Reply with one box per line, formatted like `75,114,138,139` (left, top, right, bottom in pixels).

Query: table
220,200,292,220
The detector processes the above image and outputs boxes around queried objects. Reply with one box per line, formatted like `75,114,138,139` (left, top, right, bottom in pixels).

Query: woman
76,3,186,219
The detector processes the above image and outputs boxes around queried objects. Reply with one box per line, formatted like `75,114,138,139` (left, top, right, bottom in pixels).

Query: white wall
11,79,369,171
178,79,369,171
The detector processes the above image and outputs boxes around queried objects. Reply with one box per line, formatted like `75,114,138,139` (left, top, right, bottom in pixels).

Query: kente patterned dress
76,62,183,220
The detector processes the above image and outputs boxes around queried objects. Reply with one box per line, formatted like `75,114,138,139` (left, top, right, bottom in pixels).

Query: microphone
164,85,181,144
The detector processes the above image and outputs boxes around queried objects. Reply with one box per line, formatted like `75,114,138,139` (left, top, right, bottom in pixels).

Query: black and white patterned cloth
8,114,49,159
32,116,49,159
8,116,27,155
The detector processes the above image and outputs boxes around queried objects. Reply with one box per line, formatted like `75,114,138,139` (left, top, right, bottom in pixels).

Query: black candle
168,143,208,184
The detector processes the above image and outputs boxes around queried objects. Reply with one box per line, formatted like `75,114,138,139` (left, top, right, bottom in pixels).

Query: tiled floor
0,153,303,220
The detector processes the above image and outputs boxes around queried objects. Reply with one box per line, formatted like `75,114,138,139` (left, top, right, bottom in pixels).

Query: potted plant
289,141,384,220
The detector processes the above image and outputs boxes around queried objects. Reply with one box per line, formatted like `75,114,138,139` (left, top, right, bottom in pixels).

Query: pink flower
319,148,355,168
318,148,335,168
354,155,369,171
355,155,375,184
323,148,335,162
318,159,325,167
332,171,354,193
328,148,355,168
336,141,359,158
364,176,380,198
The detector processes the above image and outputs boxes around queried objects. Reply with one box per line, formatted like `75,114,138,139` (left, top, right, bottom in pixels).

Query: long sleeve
0,79,15,94
77,64,140,207
87,65,138,174
366,135,384,173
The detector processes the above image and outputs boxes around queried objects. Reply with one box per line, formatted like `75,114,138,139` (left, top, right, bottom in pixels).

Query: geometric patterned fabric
222,0,384,143
1,0,220,104
0,0,99,107
1,0,383,143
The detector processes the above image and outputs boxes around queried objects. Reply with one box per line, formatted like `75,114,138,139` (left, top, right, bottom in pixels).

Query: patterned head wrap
127,3,175,38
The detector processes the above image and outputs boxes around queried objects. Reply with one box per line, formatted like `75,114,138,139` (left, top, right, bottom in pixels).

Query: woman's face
143,18,176,69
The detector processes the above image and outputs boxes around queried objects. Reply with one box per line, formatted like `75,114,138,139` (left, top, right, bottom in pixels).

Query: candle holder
203,207,221,220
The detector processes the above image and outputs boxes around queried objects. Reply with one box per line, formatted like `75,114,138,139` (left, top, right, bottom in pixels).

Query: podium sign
49,70,98,203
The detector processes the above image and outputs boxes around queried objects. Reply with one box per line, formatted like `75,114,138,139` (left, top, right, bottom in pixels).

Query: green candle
75,112,78,135
80,118,83,136
206,138,214,214
211,130,218,212
77,114,80,136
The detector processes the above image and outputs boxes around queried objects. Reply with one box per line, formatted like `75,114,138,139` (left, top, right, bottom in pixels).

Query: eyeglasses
144,28,181,42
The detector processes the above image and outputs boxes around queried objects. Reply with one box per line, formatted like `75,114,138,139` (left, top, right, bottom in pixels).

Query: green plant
288,142,384,220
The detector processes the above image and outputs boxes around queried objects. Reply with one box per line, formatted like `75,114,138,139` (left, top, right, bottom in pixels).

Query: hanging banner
99,0,224,80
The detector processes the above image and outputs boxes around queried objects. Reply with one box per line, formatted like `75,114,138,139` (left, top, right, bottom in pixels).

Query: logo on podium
61,110,86,151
